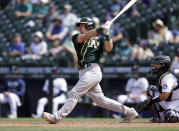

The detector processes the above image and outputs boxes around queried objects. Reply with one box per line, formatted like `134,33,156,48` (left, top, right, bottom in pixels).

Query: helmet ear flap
85,21,95,30
85,24,90,30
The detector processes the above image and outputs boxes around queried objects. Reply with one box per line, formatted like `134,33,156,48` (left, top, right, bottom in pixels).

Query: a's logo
89,40,99,48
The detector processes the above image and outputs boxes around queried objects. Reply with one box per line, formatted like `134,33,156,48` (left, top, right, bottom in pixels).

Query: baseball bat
111,0,138,23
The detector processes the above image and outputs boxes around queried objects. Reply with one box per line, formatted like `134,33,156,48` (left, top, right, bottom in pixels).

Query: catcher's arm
135,85,168,113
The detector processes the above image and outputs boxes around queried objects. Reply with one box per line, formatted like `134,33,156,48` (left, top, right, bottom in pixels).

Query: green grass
0,118,178,131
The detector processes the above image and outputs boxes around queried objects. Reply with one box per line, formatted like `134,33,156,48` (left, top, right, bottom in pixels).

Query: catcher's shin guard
164,109,179,123
147,85,161,119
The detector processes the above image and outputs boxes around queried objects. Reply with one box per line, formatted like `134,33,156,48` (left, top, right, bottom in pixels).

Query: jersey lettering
89,39,100,49
72,34,105,66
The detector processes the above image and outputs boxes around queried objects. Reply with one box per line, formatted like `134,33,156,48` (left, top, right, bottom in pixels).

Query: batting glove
101,21,113,35
102,21,113,29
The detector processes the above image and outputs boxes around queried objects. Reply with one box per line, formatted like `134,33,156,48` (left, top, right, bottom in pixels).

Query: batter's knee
68,90,80,102
164,109,179,123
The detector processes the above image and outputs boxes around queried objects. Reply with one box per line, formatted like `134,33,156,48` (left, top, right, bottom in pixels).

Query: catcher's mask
150,55,171,75
76,17,95,30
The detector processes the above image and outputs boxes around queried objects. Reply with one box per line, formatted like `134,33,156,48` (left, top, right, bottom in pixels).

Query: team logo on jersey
89,39,99,48
163,84,168,89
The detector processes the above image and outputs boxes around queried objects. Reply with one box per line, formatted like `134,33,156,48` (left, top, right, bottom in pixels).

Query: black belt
78,63,96,70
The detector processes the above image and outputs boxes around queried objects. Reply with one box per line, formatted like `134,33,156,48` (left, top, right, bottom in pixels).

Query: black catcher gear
150,116,164,123
76,17,95,30
150,55,171,75
146,85,162,119
164,109,179,123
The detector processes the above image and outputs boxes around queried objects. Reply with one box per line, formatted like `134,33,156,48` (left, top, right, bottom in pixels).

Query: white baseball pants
0,93,21,116
54,64,134,120
159,100,179,112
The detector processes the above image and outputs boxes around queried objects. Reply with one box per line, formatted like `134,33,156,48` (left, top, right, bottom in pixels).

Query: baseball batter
43,17,138,123
136,55,179,123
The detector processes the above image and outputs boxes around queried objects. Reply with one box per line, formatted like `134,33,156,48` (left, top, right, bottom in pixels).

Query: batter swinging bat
111,0,138,23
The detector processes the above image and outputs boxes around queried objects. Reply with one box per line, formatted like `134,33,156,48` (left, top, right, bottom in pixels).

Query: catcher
136,55,179,123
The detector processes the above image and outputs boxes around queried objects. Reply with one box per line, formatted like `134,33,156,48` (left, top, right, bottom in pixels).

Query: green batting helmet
76,17,95,30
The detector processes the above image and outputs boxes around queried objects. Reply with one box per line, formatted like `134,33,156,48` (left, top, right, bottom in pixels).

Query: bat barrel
111,0,138,23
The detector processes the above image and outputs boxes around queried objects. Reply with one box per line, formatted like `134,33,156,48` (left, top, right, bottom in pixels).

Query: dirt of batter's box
0,121,179,127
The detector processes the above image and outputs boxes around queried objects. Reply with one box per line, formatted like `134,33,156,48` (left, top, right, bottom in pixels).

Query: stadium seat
140,59,150,66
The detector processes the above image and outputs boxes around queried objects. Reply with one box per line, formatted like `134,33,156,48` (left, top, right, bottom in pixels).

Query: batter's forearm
77,29,98,43
104,39,113,52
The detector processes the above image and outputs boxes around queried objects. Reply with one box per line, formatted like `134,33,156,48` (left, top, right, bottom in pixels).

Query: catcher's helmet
151,55,171,75
76,17,95,30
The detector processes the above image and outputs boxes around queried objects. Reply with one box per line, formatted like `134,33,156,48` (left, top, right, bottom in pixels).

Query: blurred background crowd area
0,0,178,68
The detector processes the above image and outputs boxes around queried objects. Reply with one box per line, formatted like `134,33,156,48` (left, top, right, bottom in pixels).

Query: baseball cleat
121,108,138,123
43,112,57,124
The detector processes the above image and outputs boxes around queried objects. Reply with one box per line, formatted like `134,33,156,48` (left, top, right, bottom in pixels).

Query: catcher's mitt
135,99,151,113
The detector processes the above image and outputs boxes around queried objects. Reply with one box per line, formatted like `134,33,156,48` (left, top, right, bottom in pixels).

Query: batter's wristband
96,27,103,34
105,35,111,41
